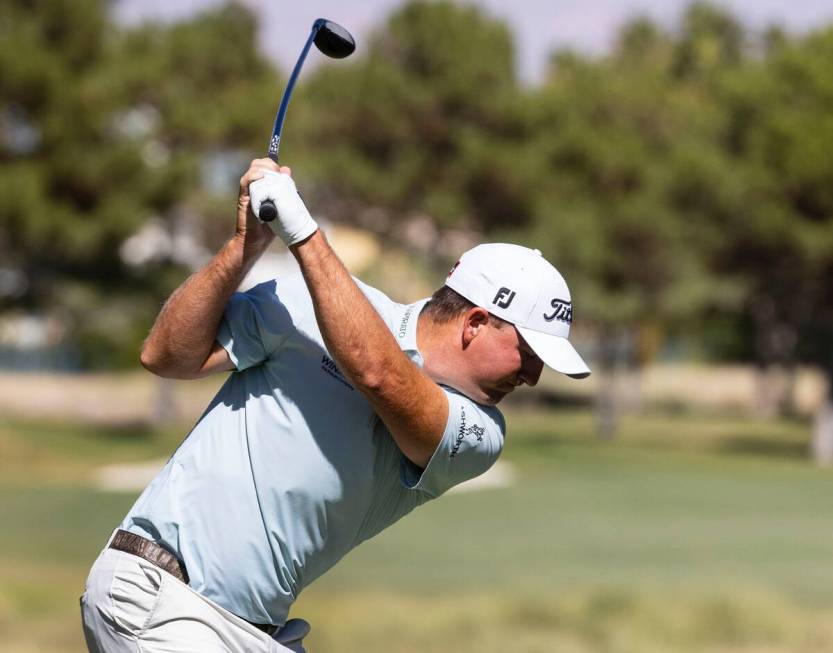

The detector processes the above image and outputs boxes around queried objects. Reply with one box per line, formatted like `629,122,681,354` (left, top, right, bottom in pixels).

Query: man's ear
461,307,490,349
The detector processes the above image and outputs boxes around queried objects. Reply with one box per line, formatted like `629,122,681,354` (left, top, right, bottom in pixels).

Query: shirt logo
450,407,485,458
450,406,466,458
543,298,572,324
398,306,414,339
466,424,485,441
492,287,516,309
320,354,354,390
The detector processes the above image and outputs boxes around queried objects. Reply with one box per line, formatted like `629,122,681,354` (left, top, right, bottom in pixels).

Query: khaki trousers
81,545,306,653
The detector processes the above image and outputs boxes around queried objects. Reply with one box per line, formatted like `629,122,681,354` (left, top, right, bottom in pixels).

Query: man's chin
435,380,507,406
482,388,510,406
464,390,503,406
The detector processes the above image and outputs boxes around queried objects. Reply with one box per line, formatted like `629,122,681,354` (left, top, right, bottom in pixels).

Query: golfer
80,159,590,653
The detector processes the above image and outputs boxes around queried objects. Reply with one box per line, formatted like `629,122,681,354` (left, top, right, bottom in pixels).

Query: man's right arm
139,160,281,379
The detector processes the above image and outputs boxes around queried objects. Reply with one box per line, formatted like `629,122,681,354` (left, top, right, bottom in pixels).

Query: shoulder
231,274,316,323
244,273,305,302
442,387,507,444
351,278,415,334
353,278,396,312
400,387,506,497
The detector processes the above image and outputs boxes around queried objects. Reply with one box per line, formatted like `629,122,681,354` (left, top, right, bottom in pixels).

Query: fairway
2,409,833,652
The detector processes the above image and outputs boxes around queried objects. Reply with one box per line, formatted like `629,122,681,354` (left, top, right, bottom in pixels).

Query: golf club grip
258,151,280,222
259,199,278,222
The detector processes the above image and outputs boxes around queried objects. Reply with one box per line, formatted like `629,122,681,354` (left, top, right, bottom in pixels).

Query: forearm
140,235,261,377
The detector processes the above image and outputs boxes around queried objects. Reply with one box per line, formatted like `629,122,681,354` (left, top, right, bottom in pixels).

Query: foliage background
1,1,832,651
3,0,831,389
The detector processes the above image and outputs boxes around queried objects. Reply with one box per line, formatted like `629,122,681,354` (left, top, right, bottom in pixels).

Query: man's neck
416,311,466,391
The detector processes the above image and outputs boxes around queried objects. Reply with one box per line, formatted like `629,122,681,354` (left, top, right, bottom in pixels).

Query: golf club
259,18,355,222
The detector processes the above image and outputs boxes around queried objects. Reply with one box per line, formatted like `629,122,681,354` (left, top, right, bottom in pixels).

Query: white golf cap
444,243,591,379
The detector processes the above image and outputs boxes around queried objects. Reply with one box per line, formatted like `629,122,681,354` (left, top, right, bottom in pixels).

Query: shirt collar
395,298,429,361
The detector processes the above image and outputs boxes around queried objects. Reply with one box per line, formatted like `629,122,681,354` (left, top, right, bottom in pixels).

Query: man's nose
520,357,544,387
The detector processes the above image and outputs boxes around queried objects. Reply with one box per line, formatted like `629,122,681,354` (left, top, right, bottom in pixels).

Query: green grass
1,408,833,652
307,410,833,604
0,419,184,486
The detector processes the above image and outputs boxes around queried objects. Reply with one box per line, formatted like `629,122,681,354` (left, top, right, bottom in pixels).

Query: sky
114,0,833,84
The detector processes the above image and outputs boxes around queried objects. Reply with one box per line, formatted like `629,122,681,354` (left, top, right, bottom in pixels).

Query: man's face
465,315,544,405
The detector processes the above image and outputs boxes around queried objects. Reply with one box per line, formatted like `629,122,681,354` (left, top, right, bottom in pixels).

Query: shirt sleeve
216,280,295,371
400,388,506,498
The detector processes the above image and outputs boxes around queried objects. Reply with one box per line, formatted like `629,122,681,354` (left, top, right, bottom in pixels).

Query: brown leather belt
109,529,190,584
107,530,274,634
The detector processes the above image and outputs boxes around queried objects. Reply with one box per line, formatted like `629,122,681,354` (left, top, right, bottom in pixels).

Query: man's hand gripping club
248,163,319,246
139,159,297,380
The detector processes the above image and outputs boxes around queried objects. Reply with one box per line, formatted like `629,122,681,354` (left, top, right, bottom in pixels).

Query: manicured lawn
1,408,832,652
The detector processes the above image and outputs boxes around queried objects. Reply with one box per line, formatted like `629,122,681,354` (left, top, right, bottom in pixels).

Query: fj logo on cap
543,298,572,324
492,287,516,309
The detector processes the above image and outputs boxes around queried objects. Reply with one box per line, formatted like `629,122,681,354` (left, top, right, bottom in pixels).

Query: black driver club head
313,19,356,59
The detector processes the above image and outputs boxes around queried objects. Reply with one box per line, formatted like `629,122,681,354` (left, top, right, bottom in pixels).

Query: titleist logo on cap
543,298,572,324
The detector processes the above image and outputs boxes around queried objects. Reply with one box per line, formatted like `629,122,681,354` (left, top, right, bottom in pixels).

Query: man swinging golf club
79,157,590,652
79,17,589,650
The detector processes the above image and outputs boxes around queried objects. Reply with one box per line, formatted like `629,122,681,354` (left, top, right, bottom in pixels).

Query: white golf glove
249,171,318,246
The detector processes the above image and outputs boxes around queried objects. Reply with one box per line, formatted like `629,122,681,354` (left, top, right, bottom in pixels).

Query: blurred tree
510,3,833,440
0,1,277,369
666,23,833,422
0,0,153,366
293,0,525,243
807,259,833,463
710,26,833,446
672,1,745,78
2,0,830,453
517,13,724,436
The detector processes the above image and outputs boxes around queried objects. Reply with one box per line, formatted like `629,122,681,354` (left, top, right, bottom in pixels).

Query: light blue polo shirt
121,273,506,626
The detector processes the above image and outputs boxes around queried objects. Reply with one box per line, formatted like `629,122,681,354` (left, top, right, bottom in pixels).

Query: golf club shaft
260,18,354,222
267,19,326,162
